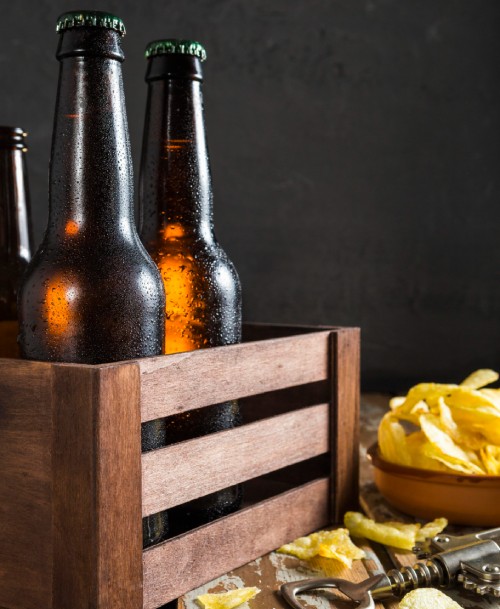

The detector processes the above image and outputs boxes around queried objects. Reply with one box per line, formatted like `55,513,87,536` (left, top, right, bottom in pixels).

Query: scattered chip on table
344,511,447,550
277,528,365,567
399,588,464,609
195,587,260,609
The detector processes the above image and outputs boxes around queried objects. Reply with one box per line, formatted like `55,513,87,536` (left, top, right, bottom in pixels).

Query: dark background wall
1,0,499,390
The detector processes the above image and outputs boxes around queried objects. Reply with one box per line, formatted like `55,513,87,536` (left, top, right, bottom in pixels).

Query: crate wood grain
0,323,360,609
142,403,330,516
136,329,332,421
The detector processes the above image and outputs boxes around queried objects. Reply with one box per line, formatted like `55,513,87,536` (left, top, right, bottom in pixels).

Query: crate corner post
329,327,361,523
0,359,55,609
51,360,144,609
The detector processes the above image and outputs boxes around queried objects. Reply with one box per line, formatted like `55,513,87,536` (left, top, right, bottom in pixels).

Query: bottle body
20,237,164,363
140,49,242,534
150,234,241,355
0,127,32,357
19,28,165,363
17,19,166,546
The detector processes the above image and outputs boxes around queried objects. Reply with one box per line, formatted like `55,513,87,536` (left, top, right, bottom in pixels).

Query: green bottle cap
145,39,207,61
56,11,126,36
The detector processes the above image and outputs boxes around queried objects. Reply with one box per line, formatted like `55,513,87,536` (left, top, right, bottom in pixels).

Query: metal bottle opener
280,527,500,609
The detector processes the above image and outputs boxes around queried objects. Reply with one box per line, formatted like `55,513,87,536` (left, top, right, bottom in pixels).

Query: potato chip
382,521,420,536
316,529,366,567
419,414,485,474
405,431,448,471
378,413,411,466
398,383,458,413
480,445,500,475
416,517,448,541
390,397,429,425
277,528,365,567
196,587,260,609
389,396,405,409
460,368,498,390
399,588,464,609
309,555,347,577
445,386,500,411
277,534,317,560
479,388,500,408
437,398,488,451
344,511,417,549
344,512,447,551
444,401,500,445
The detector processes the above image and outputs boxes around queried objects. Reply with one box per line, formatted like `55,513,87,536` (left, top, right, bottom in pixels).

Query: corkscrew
280,527,500,609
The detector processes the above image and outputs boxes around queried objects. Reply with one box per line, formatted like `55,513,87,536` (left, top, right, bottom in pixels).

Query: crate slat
142,477,330,609
142,403,329,516
139,331,331,422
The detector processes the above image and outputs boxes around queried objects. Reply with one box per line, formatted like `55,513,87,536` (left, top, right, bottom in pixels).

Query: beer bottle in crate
0,127,33,358
139,40,242,533
17,11,167,547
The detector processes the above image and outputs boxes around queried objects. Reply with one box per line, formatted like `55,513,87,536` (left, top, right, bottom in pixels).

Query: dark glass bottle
17,11,167,547
0,127,33,358
139,40,242,534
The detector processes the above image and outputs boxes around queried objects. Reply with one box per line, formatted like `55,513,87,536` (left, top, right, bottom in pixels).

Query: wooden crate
0,323,360,609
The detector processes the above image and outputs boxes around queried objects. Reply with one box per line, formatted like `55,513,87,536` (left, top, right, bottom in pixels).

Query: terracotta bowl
367,443,500,526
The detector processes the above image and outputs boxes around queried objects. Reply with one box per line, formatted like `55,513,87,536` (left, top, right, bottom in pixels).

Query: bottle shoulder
147,235,233,261
20,237,165,298
27,234,159,268
150,238,239,279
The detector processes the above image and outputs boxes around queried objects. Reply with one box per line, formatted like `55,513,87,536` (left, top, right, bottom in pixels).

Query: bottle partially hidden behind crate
0,323,360,609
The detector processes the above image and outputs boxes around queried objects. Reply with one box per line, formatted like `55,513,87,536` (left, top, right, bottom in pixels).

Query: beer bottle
139,40,243,534
0,127,33,358
17,11,167,547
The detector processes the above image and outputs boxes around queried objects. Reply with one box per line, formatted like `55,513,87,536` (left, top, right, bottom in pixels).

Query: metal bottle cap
56,11,126,36
0,127,27,151
145,39,206,61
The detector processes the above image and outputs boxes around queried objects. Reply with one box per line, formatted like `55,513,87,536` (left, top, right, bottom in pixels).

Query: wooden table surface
177,394,497,609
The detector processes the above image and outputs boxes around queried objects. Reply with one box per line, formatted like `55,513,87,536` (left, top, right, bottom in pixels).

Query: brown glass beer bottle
139,40,243,534
17,11,167,547
0,127,33,358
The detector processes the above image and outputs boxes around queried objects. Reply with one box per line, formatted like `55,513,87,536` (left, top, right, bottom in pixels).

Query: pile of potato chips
378,369,500,475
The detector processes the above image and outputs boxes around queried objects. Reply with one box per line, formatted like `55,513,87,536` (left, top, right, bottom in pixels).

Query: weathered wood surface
52,363,143,609
177,394,493,609
0,359,54,609
177,535,391,609
138,331,331,422
142,403,330,516
143,478,330,608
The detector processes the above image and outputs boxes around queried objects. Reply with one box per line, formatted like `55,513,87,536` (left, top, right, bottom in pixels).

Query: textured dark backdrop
1,0,499,390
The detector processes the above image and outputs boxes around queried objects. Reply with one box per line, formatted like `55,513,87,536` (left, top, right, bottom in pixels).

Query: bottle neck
140,61,214,245
47,29,134,243
0,129,32,265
